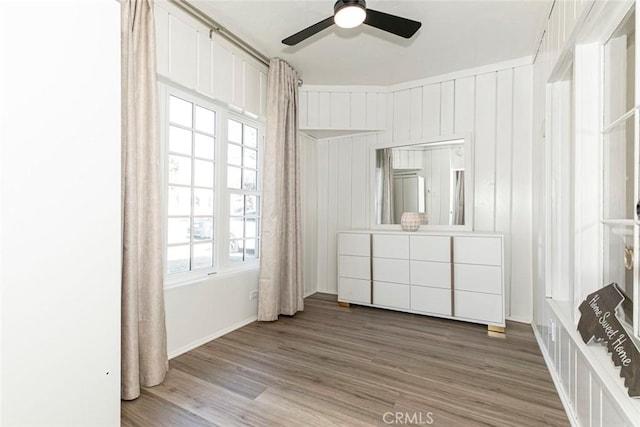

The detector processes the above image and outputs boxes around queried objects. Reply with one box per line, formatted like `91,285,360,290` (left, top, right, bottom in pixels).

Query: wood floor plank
123,293,569,426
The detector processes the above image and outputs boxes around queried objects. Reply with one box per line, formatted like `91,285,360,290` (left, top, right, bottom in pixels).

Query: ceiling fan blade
282,16,335,46
364,8,422,39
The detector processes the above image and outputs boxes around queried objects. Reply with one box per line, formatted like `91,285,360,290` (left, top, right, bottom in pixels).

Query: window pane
603,10,635,127
169,126,192,155
229,240,243,261
246,218,258,238
244,125,257,148
228,166,241,189
193,217,213,241
168,217,190,244
194,159,214,188
228,119,242,143
193,243,213,269
243,169,257,191
194,188,214,216
169,155,191,186
168,186,191,216
228,144,242,166
245,239,258,259
230,193,244,216
246,195,259,216
167,245,190,274
230,217,244,240
169,96,193,127
194,133,214,160
195,106,215,134
603,223,634,325
244,148,257,169
603,115,634,220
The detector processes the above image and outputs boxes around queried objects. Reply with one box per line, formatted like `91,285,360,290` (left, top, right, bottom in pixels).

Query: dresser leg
337,301,350,308
488,325,506,334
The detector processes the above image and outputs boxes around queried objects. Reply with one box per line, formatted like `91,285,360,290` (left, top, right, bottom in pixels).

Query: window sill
547,299,640,420
164,264,260,290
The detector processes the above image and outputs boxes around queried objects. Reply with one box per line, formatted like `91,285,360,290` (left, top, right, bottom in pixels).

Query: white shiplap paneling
197,32,212,96
422,83,441,138
393,90,411,141
410,87,423,140
311,64,534,323
156,3,267,116
494,68,514,317
351,92,367,130
510,65,533,322
169,15,197,88
300,133,318,295
440,80,455,135
473,72,497,232
211,39,233,104
330,92,351,129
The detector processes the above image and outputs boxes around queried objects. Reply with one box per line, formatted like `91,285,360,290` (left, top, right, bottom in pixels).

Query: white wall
307,61,535,323
300,133,319,296
154,2,275,358
0,1,121,425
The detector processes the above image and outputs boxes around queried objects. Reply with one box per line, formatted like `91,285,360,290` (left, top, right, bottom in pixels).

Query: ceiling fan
282,0,422,46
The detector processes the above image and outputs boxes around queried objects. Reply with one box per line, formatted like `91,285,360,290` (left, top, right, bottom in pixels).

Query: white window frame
222,113,264,268
159,83,264,287
599,5,639,338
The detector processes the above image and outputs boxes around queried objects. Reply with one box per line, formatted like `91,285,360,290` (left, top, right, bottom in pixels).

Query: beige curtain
258,59,303,321
121,0,168,400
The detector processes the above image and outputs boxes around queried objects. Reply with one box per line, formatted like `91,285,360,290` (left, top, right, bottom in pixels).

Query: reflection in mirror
375,139,465,226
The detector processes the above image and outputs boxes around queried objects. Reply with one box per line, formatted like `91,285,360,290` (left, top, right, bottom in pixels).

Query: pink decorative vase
400,212,421,231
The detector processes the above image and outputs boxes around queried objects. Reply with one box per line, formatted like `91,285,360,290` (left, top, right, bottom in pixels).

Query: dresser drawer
373,258,410,284
453,236,502,266
454,264,502,294
409,235,451,262
410,260,450,289
454,291,503,324
373,281,410,309
339,255,370,280
372,234,409,259
339,233,370,257
410,286,451,316
339,278,371,304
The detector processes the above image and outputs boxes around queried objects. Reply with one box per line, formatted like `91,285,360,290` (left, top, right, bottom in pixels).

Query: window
162,86,263,283
227,118,261,262
601,7,637,333
166,95,216,276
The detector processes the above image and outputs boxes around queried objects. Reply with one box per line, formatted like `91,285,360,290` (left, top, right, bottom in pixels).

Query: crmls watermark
382,411,434,425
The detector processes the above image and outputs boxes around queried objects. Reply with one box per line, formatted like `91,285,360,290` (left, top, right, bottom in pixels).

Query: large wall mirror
372,135,474,230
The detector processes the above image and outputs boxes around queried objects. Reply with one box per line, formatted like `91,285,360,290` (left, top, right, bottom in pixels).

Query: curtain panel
258,59,304,321
120,0,168,400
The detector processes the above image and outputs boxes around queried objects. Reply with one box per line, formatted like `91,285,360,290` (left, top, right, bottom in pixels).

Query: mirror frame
370,133,474,231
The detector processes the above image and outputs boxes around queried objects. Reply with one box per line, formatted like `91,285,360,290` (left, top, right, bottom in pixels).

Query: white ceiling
191,0,551,86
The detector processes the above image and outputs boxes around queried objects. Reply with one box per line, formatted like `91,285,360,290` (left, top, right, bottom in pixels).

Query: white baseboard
506,315,533,324
168,315,257,359
304,289,317,298
531,324,579,427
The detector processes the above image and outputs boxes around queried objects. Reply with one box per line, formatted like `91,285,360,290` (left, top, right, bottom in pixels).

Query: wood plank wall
303,64,534,323
155,3,268,118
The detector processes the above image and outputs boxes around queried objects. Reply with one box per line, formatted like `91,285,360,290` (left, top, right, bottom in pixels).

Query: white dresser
337,231,505,328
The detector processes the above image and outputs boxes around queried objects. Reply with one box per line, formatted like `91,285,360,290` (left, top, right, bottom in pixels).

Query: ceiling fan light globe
334,5,366,29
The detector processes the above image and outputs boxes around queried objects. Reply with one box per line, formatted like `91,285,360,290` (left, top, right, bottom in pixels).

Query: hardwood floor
122,293,569,426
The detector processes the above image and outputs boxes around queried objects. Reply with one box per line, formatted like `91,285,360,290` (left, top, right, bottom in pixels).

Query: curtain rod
168,0,270,67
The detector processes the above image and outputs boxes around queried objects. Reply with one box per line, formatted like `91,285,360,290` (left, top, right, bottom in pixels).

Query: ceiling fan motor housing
334,0,366,15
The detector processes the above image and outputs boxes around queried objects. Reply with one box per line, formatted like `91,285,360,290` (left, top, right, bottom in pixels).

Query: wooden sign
578,283,640,397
